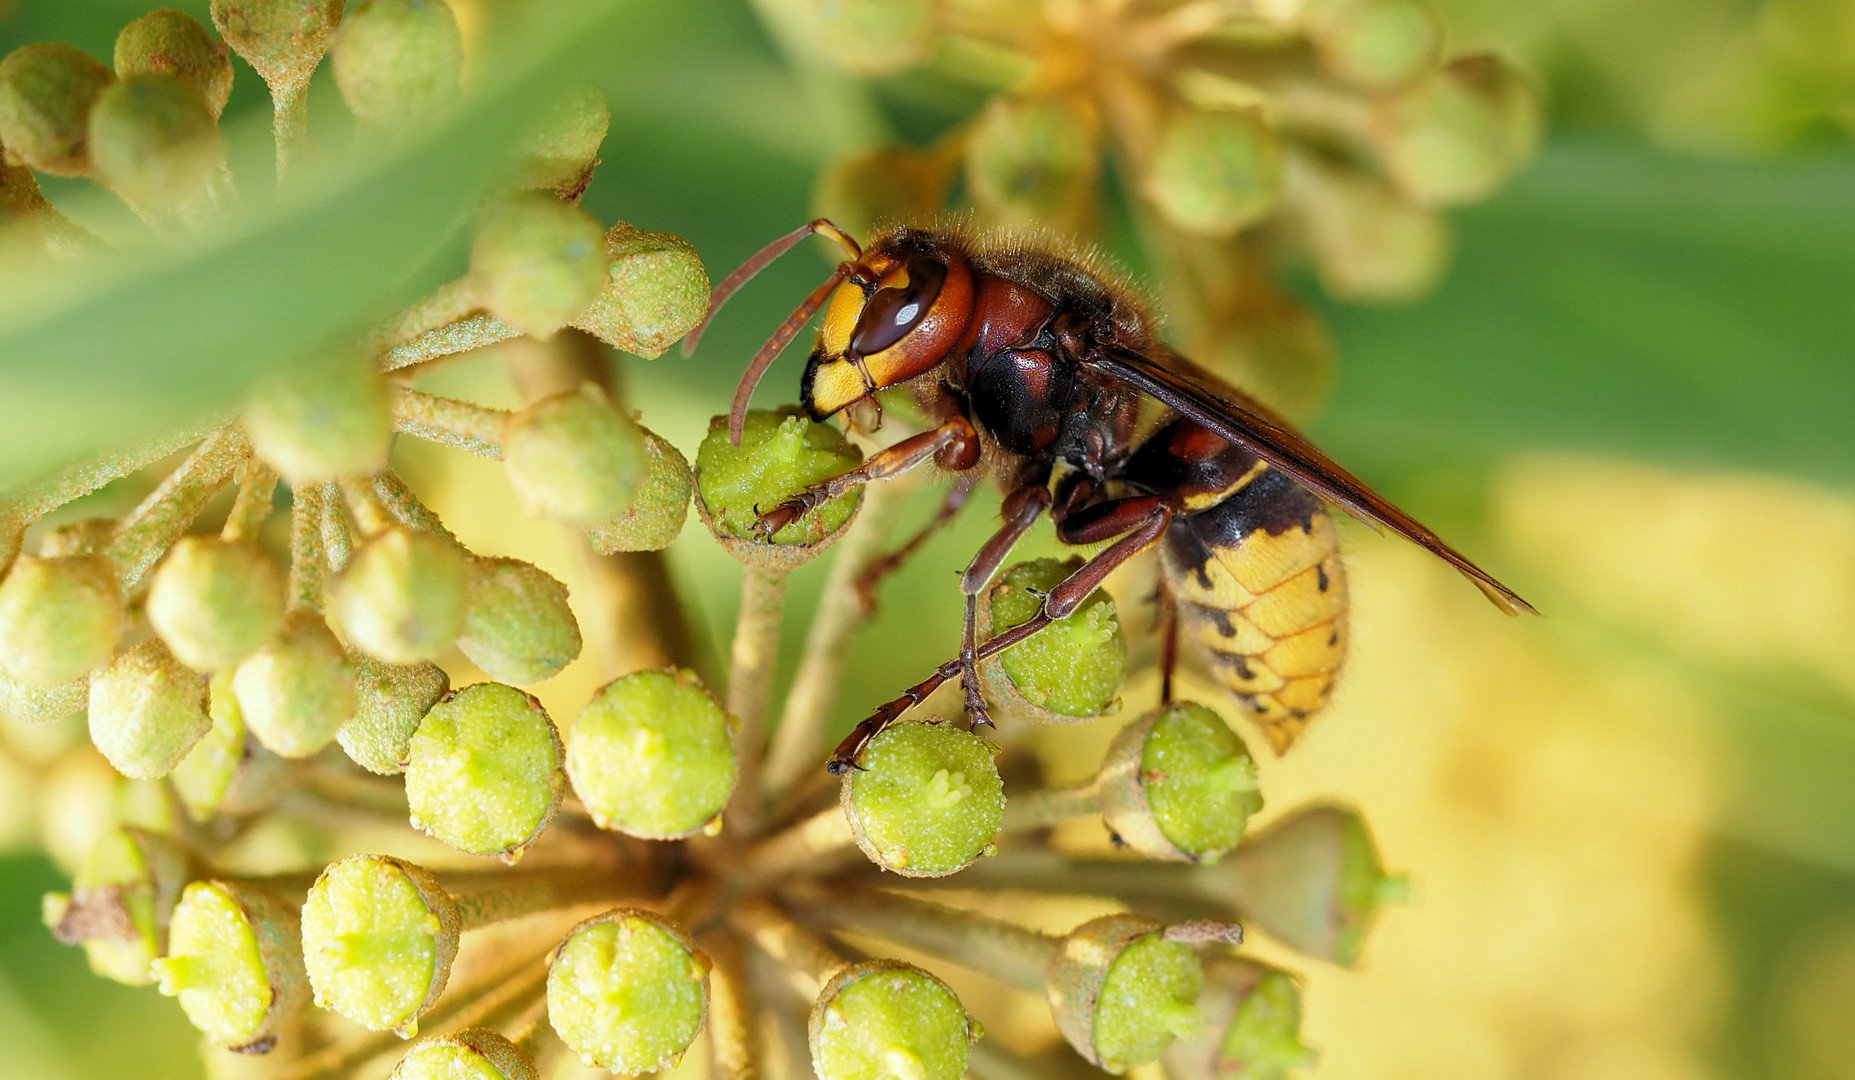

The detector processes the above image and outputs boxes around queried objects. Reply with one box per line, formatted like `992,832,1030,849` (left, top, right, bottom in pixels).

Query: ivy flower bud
403,682,563,858
1375,54,1539,206
810,960,979,1080
45,825,191,985
210,0,345,94
501,384,646,526
394,1030,539,1080
0,43,115,176
243,361,392,485
330,0,464,130
1098,703,1261,863
302,854,458,1034
88,639,212,780
567,669,736,839
456,558,580,685
147,538,286,673
1142,107,1281,237
471,194,608,339
815,145,951,245
965,96,1097,227
813,0,936,75
981,557,1125,721
583,428,692,554
1292,158,1446,302
570,223,709,359
1222,804,1400,966
231,611,356,758
338,657,448,774
509,82,609,200
842,718,1003,877
88,73,224,209
171,673,291,821
331,528,471,664
695,409,862,558
114,9,235,118
0,554,126,687
1304,0,1441,91
546,909,711,1075
1162,959,1312,1080
152,880,308,1051
1048,916,1207,1072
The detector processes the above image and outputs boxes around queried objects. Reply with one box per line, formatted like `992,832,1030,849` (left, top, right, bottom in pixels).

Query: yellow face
801,250,974,420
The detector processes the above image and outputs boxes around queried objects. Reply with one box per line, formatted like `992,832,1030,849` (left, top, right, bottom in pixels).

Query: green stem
365,278,481,354
287,485,326,612
371,471,458,539
784,885,1056,993
272,81,309,183
319,481,357,570
220,459,278,543
730,896,845,994
449,871,637,930
735,806,856,891
105,428,248,590
391,387,507,459
378,314,521,373
703,929,764,1080
1003,780,1103,832
728,566,788,830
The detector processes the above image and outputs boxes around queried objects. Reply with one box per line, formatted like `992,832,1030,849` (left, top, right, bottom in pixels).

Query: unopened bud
456,558,581,685
152,879,308,1051
147,538,286,673
0,43,115,176
1098,703,1261,863
508,82,608,201
88,73,224,209
171,673,291,821
302,854,457,1033
338,657,448,773
965,96,1097,227
48,825,191,985
583,428,692,554
330,0,463,129
231,611,356,758
570,223,709,359
567,669,736,839
1048,916,1207,1072
471,193,608,339
815,145,951,243
331,528,471,664
394,1029,539,1080
1163,958,1313,1080
1304,0,1441,91
88,639,212,780
842,718,1003,877
210,0,345,94
1291,153,1446,302
243,361,391,485
1375,54,1539,206
500,383,646,526
403,682,563,857
813,0,936,74
810,960,978,1080
981,557,1124,720
547,909,710,1074
1142,107,1280,237
114,9,235,118
1222,804,1398,966
0,554,126,687
695,409,863,555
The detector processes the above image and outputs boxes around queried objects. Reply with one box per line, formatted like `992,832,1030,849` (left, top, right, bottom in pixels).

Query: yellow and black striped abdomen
1160,467,1349,753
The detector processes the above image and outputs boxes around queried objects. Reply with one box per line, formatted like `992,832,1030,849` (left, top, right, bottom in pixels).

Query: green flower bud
842,718,1003,877
39,751,126,875
1221,804,1400,966
147,538,286,673
331,528,471,664
566,669,736,839
171,673,291,821
583,428,692,554
695,409,862,554
1293,156,1446,302
813,0,936,75
338,657,448,774
547,909,710,1074
243,361,391,485
1048,916,1204,1073
46,825,191,985
394,1029,539,1080
814,145,951,245
0,670,88,725
303,854,458,1034
88,639,212,780
88,73,224,209
1142,107,1281,237
1163,959,1312,1080
501,383,646,526
509,82,609,201
231,611,356,758
1098,703,1261,863
1376,54,1539,206
114,9,235,118
152,879,307,1051
0,554,126,687
810,960,978,1080
982,557,1124,720
570,223,710,359
330,0,463,129
965,96,1097,227
456,558,580,685
403,682,563,857
0,43,115,176
1305,0,1440,90
210,0,345,93
470,193,608,339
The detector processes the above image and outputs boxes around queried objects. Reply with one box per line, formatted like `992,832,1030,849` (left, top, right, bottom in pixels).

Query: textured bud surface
210,0,345,90
1091,932,1204,1071
303,855,452,1031
244,362,391,485
0,554,126,687
152,881,301,1048
231,611,356,758
567,669,736,838
147,538,285,673
0,43,114,176
472,194,609,339
394,1029,539,1080
583,428,692,554
572,223,709,358
547,910,709,1075
1140,703,1261,859
88,639,211,779
332,528,471,664
696,410,862,545
339,657,449,773
331,0,463,128
457,559,582,685
1143,107,1281,237
404,682,563,856
1216,969,1309,1080
501,384,646,526
510,82,609,198
844,719,1003,876
988,558,1125,717
89,73,223,209
114,10,234,117
810,962,976,1080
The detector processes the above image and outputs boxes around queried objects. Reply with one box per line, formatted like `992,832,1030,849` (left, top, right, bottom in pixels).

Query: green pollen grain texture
152,882,272,1046
990,558,1125,716
566,669,736,838
813,967,972,1080
404,683,562,856
302,858,440,1031
1141,703,1261,859
695,410,862,545
547,914,707,1075
1215,970,1309,1080
1092,933,1204,1071
847,720,1003,875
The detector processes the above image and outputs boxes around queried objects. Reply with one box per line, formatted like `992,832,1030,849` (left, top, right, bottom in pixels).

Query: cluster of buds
788,0,1538,417
3,2,1407,1079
